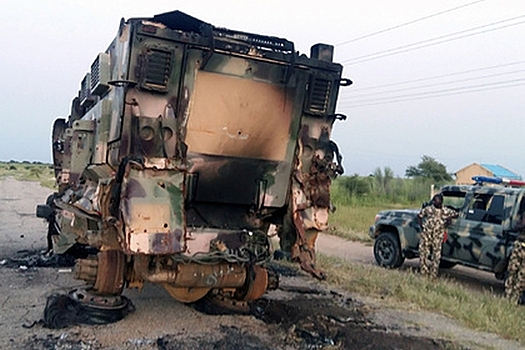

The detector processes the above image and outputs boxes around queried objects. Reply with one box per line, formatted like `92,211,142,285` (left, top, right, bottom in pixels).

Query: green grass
317,254,525,345
0,162,56,189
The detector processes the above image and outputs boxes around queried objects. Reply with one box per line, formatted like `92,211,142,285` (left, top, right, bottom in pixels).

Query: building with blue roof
455,163,522,185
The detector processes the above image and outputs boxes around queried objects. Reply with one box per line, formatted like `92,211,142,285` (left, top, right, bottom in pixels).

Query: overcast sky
1,0,524,178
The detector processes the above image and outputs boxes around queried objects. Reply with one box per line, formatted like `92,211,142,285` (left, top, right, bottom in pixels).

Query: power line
339,79,525,107
340,82,525,107
344,77,525,102
341,15,525,66
340,69,525,99
336,0,486,46
342,15,525,65
348,60,525,92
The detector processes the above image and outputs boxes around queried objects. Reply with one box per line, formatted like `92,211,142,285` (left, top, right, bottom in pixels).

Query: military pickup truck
369,178,525,280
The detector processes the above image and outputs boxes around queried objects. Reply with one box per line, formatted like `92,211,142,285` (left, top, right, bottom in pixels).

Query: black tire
43,291,134,329
373,231,405,268
439,260,456,269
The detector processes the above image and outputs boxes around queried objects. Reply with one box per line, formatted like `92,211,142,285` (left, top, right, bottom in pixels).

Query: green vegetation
0,161,55,189
328,169,446,241
317,254,525,345
329,205,393,242
405,155,453,182
331,170,438,206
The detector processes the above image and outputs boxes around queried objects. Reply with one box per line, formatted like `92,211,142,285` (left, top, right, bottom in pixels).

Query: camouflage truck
369,180,525,280
36,10,349,318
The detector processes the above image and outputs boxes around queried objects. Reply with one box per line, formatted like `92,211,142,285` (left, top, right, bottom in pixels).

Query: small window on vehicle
466,194,504,224
517,197,525,218
513,197,525,229
442,190,466,211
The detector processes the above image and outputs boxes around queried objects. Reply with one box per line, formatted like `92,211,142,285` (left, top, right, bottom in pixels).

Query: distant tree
405,155,452,182
339,174,370,196
372,167,394,194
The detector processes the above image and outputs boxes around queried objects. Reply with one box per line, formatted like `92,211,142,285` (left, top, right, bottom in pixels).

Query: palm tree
373,167,394,195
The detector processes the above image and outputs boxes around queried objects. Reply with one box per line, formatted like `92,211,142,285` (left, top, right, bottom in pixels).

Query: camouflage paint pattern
370,184,525,279
42,11,346,299
418,205,458,278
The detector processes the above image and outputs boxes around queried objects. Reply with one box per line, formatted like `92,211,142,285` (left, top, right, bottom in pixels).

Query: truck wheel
374,232,405,268
43,289,134,329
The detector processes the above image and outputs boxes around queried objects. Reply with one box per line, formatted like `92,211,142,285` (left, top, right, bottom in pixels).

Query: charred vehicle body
37,10,348,312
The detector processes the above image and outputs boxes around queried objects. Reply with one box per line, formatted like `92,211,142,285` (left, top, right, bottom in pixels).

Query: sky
1,0,524,178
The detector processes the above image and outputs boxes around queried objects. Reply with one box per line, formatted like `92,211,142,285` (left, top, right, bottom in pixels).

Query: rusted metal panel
186,70,294,161
121,167,185,254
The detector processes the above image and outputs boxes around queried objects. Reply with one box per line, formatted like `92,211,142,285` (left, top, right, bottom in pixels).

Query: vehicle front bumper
369,225,376,239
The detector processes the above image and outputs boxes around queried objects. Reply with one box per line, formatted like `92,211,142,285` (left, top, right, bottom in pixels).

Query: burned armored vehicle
38,10,348,312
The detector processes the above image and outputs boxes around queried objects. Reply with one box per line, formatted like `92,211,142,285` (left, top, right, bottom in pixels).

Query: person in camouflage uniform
505,215,525,304
417,194,458,279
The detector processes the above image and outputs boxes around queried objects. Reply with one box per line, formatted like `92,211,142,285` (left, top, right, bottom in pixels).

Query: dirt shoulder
316,233,522,349
0,178,522,349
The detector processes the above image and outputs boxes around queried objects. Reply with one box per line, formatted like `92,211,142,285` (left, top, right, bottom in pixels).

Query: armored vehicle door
440,189,467,257
448,192,505,268
506,195,525,254
181,48,307,230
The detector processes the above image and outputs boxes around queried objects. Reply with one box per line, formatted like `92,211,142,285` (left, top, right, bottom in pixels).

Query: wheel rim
377,239,394,265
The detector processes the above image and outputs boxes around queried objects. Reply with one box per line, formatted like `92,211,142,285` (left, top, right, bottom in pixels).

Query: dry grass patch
0,162,56,189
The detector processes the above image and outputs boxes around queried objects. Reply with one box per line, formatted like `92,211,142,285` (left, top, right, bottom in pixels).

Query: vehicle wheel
439,260,456,269
373,232,405,268
495,271,507,281
43,289,134,329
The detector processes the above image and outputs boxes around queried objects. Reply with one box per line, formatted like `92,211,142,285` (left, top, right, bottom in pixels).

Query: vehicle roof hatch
152,10,208,33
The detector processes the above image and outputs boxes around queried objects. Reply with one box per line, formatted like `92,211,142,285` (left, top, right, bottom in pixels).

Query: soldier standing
417,194,458,279
505,213,525,304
